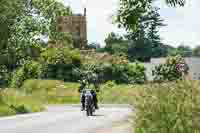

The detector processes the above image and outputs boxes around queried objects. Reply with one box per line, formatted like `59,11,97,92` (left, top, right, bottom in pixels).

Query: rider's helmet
90,89,95,94
82,89,86,94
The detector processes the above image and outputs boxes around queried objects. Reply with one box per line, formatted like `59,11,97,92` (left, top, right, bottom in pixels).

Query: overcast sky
64,0,200,48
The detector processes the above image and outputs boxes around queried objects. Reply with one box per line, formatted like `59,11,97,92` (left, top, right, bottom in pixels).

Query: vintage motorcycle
78,68,100,116
84,89,96,116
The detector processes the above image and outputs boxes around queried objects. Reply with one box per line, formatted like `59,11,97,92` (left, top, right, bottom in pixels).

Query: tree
104,32,128,54
126,6,166,61
168,45,192,57
147,8,167,58
128,38,152,62
177,45,192,57
87,42,101,49
0,0,26,48
4,0,73,66
31,0,72,42
116,0,185,32
193,45,200,57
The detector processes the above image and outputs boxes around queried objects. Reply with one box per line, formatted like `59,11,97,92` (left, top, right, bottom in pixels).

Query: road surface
0,105,132,133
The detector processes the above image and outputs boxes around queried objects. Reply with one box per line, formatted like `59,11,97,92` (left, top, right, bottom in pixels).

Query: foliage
104,32,128,54
116,0,185,32
87,42,101,49
128,38,152,62
1,0,73,69
126,63,146,84
115,0,185,61
126,6,166,61
152,55,185,81
41,48,81,65
31,0,73,47
99,80,199,133
0,0,26,47
112,63,146,84
0,88,45,116
193,45,200,57
10,61,43,88
133,81,199,133
80,59,146,84
40,48,81,81
0,65,10,87
169,45,192,57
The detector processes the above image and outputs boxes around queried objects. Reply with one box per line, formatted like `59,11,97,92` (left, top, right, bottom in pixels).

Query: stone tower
57,8,87,49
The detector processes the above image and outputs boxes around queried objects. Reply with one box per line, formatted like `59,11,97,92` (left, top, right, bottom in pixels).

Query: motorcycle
85,90,95,116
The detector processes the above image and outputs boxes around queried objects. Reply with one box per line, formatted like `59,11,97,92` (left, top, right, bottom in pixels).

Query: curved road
0,105,132,133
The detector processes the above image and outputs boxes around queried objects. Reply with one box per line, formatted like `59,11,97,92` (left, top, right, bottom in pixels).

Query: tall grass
132,81,200,133
22,80,80,104
99,81,200,133
99,81,138,104
0,88,45,116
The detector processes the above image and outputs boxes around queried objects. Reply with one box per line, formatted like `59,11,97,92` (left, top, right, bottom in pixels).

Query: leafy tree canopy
168,45,192,57
1,0,73,66
104,32,128,54
116,0,185,32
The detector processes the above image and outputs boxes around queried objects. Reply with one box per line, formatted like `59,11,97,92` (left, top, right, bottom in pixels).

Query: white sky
64,0,200,48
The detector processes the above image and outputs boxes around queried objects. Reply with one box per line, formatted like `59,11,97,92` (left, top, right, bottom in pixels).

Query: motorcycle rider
90,89,98,109
79,79,99,111
79,79,87,111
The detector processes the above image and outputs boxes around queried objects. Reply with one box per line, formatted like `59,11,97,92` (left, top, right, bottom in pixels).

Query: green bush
10,61,43,88
133,81,199,133
126,63,146,84
40,48,81,82
41,48,81,66
80,61,146,84
112,63,146,84
152,55,186,82
9,104,30,114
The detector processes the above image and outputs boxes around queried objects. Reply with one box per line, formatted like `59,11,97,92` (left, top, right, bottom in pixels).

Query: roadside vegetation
0,0,199,133
16,79,199,133
100,80,199,133
0,88,45,116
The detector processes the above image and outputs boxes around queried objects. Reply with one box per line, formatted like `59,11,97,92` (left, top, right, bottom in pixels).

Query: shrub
126,63,146,84
9,104,30,114
40,48,81,82
112,63,146,84
80,62,146,84
152,55,186,82
41,48,81,66
133,81,199,133
10,61,43,88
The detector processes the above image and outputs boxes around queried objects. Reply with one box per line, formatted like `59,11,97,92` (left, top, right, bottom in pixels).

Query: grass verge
16,79,200,132
0,88,45,116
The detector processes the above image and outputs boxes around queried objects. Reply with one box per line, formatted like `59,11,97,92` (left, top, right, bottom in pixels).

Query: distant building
57,8,87,49
145,57,200,81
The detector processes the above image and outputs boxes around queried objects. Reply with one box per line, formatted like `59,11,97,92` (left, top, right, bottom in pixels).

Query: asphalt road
0,105,132,133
